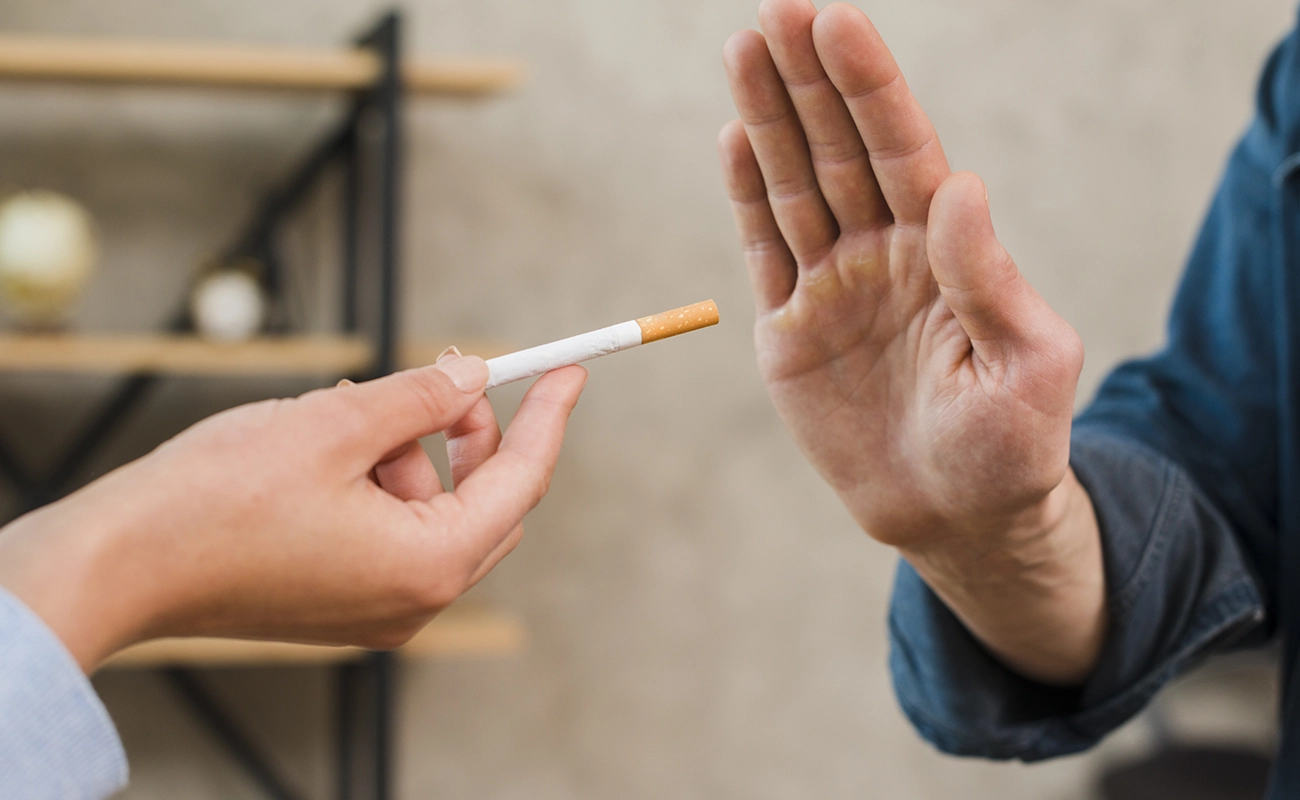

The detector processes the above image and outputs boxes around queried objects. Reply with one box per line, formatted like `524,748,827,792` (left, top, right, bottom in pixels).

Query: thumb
927,172,1037,347
334,355,489,459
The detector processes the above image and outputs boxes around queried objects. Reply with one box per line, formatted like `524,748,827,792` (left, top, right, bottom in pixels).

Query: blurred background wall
0,0,1296,797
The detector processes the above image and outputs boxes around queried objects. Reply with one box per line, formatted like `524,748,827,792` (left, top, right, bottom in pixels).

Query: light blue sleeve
0,586,127,799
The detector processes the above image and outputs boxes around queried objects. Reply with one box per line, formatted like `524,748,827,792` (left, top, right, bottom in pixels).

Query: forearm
898,468,1106,686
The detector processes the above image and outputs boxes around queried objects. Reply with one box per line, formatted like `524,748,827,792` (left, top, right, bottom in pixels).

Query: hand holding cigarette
484,299,720,389
0,355,586,673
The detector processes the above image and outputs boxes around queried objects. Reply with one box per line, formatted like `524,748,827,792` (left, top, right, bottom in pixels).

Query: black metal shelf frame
0,10,410,800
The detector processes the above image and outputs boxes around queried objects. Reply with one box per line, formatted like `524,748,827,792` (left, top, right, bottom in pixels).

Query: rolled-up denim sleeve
889,430,1266,760
0,586,127,798
888,15,1300,761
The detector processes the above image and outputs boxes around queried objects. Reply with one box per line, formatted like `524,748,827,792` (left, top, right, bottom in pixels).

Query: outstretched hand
0,353,586,672
721,0,1104,685
721,0,1083,546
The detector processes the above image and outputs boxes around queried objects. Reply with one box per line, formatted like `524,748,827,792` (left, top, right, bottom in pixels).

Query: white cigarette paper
484,299,719,389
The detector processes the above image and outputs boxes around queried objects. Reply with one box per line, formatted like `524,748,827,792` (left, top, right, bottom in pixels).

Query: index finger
322,358,489,465
812,3,950,226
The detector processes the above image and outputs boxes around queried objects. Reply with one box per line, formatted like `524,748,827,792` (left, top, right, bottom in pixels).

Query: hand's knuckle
503,452,551,502
363,626,418,652
533,469,553,499
426,582,465,612
408,573,466,612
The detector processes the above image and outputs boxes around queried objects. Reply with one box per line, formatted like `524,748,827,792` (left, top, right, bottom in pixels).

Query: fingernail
436,346,463,364
436,355,487,392
336,378,355,388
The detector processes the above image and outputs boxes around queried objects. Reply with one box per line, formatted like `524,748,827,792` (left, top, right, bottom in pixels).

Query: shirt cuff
887,428,1267,761
0,586,127,798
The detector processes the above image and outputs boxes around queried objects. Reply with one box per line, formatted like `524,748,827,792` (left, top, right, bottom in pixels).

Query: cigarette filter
484,299,719,389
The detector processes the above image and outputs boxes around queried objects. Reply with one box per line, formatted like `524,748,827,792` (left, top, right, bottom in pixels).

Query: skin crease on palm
720,0,1107,685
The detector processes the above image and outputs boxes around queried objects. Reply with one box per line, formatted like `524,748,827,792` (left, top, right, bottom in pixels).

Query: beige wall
1,0,1296,797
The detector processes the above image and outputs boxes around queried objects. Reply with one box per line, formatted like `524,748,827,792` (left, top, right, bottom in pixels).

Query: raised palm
722,0,1084,548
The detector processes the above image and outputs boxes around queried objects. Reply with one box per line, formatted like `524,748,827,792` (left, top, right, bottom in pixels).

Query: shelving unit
0,32,521,94
0,334,510,376
0,12,521,800
104,605,526,669
0,333,372,375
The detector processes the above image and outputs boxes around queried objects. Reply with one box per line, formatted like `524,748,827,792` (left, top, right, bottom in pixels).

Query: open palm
721,0,1084,547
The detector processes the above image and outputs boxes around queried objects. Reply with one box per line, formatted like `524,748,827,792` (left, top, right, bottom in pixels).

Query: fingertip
758,0,817,38
934,170,986,203
945,170,989,196
815,2,872,30
551,364,590,395
930,171,995,246
564,363,589,381
572,364,590,392
719,121,769,204
723,28,767,74
521,366,588,414
812,3,880,58
718,118,748,153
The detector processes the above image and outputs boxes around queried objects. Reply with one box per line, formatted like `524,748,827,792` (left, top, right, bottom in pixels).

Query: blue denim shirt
889,12,1300,798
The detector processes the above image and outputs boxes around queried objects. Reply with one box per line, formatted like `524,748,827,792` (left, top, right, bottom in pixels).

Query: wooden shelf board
0,333,372,376
0,334,513,376
0,33,522,96
101,605,526,669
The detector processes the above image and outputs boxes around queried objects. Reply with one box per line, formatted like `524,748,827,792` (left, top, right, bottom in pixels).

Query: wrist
898,470,1083,583
0,471,161,672
899,469,1107,684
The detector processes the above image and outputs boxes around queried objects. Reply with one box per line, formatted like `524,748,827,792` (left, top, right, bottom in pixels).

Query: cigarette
483,299,720,389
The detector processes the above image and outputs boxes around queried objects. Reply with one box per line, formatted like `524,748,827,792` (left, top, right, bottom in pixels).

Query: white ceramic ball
191,270,267,343
0,190,99,327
